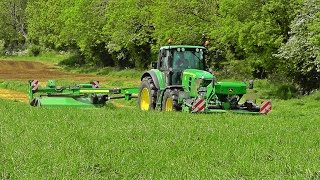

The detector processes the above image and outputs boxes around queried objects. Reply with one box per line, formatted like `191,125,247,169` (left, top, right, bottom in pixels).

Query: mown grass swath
1,91,320,178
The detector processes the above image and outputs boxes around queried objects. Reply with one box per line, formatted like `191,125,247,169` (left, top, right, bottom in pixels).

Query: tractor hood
181,69,214,97
182,69,214,80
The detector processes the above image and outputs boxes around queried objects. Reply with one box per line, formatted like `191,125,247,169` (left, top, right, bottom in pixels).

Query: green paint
28,80,139,107
182,69,214,97
151,69,166,89
215,82,247,95
37,97,98,107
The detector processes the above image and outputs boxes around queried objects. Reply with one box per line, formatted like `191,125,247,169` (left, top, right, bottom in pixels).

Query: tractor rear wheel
162,89,182,111
138,76,157,111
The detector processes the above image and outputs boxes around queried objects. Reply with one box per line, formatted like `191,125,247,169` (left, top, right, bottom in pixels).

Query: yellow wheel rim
165,98,173,111
140,87,150,111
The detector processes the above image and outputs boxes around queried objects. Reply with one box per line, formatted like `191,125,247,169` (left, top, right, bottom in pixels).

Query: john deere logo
228,88,234,93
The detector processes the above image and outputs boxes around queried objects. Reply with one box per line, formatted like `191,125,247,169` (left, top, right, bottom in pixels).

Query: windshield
172,48,205,70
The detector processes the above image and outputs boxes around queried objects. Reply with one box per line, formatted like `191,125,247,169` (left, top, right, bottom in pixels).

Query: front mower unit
174,81,271,115
28,80,138,107
182,81,272,115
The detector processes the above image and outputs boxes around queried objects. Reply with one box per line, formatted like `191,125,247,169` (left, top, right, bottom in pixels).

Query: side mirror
248,80,254,89
151,62,157,69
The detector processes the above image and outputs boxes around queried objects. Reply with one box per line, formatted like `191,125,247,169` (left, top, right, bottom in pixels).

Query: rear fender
141,70,165,89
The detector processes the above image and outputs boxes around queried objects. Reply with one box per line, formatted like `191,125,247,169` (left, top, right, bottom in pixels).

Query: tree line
0,0,319,93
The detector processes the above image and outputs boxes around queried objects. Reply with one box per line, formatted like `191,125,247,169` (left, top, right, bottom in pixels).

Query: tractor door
172,52,185,85
159,49,169,71
159,49,175,86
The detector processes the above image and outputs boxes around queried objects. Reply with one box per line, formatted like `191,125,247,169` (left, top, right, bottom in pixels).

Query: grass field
1,57,320,178
1,92,320,179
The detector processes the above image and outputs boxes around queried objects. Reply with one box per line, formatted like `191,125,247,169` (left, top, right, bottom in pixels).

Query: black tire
138,76,157,110
162,89,182,111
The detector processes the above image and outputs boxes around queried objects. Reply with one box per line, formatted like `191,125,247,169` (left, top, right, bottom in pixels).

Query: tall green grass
1,92,320,178
0,51,71,64
0,80,27,92
62,66,144,79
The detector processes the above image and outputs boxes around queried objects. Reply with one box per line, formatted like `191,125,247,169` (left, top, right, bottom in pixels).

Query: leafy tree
151,0,218,47
103,0,219,68
27,0,111,65
59,0,112,66
276,0,320,94
26,0,66,47
213,0,301,78
0,0,28,53
103,0,155,68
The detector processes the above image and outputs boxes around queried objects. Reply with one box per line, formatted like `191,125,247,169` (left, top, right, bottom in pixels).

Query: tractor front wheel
138,76,157,111
162,89,182,111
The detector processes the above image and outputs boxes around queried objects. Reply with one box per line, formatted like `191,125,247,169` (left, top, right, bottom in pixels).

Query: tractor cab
154,46,207,85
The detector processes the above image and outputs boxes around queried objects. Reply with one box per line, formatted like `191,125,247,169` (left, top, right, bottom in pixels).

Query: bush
28,45,41,56
252,80,298,100
275,0,320,94
0,40,5,55
217,60,253,80
97,67,143,79
58,52,86,67
274,84,298,100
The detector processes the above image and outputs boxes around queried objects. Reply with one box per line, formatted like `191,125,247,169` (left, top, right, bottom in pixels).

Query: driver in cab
174,52,189,70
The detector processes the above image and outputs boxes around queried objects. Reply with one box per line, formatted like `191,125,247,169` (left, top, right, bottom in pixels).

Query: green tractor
138,45,271,114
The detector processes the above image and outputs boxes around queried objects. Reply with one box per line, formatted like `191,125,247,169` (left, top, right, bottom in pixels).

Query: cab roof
160,45,206,50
